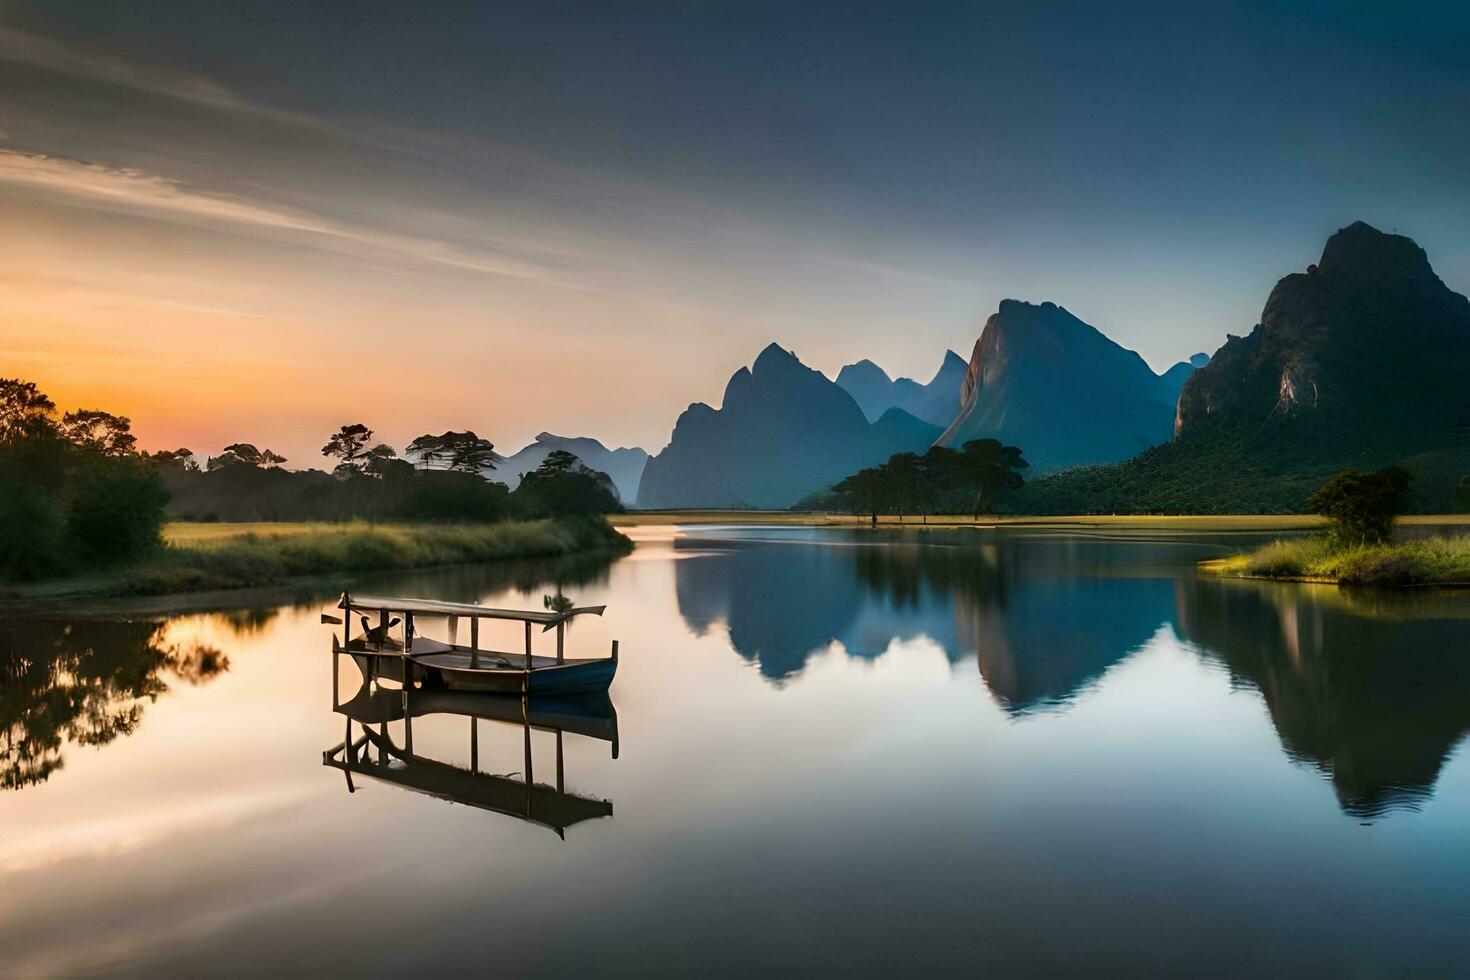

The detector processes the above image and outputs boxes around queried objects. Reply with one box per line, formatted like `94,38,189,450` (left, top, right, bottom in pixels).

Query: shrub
65,457,170,565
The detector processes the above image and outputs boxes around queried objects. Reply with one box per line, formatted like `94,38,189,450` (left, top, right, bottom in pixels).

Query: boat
324,592,618,695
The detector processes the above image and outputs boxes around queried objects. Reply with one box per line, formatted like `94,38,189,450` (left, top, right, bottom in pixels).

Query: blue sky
2,1,1466,460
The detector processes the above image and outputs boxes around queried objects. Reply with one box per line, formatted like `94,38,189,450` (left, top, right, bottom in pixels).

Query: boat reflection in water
323,648,616,838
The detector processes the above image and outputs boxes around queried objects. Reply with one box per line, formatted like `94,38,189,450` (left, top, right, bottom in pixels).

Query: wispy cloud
0,24,323,131
0,149,573,283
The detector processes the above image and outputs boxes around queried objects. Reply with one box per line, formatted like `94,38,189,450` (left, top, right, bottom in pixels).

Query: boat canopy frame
340,592,606,631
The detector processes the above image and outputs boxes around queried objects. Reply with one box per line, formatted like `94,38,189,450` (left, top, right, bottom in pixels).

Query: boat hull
350,649,617,695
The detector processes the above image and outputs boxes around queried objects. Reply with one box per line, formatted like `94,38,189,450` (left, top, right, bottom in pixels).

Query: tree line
814,439,1031,523
0,377,622,581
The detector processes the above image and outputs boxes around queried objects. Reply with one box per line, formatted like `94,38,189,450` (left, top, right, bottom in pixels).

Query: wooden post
470,617,479,670
343,593,352,647
611,639,619,662
556,622,565,664
448,614,458,646
404,707,413,756
470,716,478,773
524,621,533,676
556,730,564,794
522,700,534,788
404,613,414,655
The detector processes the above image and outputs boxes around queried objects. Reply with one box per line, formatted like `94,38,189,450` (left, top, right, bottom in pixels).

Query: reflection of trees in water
0,619,228,790
1175,578,1470,820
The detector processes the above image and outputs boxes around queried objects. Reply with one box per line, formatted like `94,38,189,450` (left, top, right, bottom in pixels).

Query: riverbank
614,511,1327,530
614,511,1470,532
1,516,632,603
1202,534,1470,587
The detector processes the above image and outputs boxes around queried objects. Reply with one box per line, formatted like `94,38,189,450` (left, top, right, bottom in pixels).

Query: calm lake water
4,524,1470,977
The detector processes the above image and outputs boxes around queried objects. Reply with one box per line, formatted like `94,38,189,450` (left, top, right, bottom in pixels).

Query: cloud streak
0,149,573,283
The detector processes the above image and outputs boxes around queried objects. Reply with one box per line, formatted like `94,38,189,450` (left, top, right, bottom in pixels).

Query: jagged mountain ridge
936,300,1193,471
490,433,648,503
1020,221,1470,512
835,350,968,427
637,343,941,509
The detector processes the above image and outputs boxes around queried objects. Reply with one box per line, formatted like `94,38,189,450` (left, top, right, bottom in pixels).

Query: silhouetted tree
322,423,374,476
1308,466,1412,545
58,409,137,456
150,448,200,472
408,430,502,473
209,443,284,470
514,450,620,515
953,439,1029,518
0,378,57,442
833,465,887,526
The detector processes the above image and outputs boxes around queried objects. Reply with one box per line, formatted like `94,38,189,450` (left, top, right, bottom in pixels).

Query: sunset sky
3,1,1468,464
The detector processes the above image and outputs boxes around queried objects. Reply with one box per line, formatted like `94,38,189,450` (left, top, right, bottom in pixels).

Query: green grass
1204,534,1470,586
5,517,631,600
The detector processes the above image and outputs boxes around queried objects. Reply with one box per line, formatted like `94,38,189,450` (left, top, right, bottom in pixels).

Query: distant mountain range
935,300,1206,472
1021,222,1470,512
637,343,941,509
835,350,968,427
624,220,1466,513
491,433,648,504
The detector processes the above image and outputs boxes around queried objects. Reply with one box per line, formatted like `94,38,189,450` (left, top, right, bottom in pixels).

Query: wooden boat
327,592,618,695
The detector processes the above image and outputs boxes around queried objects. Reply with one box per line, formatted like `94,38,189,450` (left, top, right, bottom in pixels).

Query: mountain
934,300,1181,471
1156,352,1211,407
490,433,648,503
1020,222,1470,513
835,350,968,427
637,343,942,509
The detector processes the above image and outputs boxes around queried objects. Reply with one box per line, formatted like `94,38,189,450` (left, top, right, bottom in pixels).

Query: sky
2,0,1468,465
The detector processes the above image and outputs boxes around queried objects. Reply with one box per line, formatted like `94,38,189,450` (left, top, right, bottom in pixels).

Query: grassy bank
4,516,631,601
1203,534,1470,586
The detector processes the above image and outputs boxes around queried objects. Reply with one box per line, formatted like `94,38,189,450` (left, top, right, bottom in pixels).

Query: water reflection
673,528,1194,713
1,618,227,790
324,654,617,837
673,526,1470,817
1176,578,1470,819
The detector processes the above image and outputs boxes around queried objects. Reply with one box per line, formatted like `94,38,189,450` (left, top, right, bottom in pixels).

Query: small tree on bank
1307,466,1412,545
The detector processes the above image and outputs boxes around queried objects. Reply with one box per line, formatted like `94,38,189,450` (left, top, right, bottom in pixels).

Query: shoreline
614,511,1470,532
0,516,632,608
1199,534,1470,588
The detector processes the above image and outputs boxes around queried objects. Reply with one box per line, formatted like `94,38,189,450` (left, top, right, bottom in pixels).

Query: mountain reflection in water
673,525,1470,817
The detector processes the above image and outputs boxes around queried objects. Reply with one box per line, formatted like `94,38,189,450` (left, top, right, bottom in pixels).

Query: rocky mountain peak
1315,221,1436,282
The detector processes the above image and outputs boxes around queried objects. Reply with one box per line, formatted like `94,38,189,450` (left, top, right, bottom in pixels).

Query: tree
953,439,1029,518
514,451,620,515
0,378,57,442
59,409,137,456
884,452,922,523
209,443,284,470
833,465,887,527
1308,466,1412,545
322,423,373,475
362,443,411,479
407,430,502,474
150,448,200,472
538,449,578,474
918,446,962,520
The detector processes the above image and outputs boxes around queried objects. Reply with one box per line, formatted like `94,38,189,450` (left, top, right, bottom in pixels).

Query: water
3,524,1469,976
